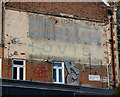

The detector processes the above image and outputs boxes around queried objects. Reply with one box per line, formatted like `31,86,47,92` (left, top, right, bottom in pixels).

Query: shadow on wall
112,84,120,97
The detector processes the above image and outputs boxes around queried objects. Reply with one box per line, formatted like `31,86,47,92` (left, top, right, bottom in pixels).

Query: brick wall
2,59,52,82
2,58,12,79
0,47,3,58
26,60,52,82
0,2,113,89
2,58,108,88
77,64,108,88
5,2,108,22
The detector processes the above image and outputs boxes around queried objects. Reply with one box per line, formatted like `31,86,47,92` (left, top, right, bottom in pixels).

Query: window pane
53,63,62,67
53,69,56,82
13,60,23,65
13,67,17,79
59,69,62,82
20,68,23,80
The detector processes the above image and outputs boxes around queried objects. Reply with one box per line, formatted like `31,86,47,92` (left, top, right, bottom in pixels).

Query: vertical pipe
1,1,5,79
7,43,10,78
1,2,3,45
110,15,116,89
101,60,103,88
89,54,91,74
107,62,111,89
1,1,4,46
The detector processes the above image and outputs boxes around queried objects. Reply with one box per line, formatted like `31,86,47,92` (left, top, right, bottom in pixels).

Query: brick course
5,2,108,22
2,58,108,88
26,60,52,82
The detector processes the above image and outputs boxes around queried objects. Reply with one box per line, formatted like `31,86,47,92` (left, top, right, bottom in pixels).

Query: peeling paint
4,9,109,65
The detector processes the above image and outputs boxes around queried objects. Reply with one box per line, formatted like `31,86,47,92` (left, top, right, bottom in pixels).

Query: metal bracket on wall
0,43,4,47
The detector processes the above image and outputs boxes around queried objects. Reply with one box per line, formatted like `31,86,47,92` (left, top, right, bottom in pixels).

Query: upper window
53,62,64,84
12,59,25,80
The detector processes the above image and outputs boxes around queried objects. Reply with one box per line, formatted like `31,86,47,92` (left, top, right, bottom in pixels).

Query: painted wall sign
4,10,109,65
89,75,100,81
65,61,80,85
27,13,108,64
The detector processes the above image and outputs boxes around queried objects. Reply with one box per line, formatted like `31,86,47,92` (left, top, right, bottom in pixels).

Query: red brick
5,2,108,22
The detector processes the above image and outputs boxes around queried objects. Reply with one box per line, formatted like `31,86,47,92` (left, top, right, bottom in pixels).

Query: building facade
0,1,119,89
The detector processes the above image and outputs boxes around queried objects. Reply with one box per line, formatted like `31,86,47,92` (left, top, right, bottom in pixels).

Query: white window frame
12,59,26,80
0,58,2,78
53,62,64,84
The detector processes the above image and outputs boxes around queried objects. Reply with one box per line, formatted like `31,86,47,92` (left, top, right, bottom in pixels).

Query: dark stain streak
55,20,58,24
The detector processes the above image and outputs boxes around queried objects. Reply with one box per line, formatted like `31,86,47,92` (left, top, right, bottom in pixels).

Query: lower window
12,59,25,80
53,62,64,84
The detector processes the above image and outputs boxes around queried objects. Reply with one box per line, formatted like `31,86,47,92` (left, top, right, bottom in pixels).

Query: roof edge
5,6,109,23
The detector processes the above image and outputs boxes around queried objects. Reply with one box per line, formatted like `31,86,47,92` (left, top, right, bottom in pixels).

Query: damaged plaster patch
60,13,74,18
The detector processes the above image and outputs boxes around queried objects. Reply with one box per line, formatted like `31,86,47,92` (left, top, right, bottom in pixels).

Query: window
0,58,2,78
53,62,64,84
12,59,25,80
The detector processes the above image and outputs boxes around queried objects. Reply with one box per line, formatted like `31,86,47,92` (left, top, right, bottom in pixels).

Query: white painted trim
53,62,65,84
62,62,65,83
17,67,19,80
12,59,26,80
56,69,59,83
23,60,26,80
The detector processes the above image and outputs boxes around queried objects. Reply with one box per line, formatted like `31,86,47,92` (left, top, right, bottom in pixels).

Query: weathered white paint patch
4,9,109,65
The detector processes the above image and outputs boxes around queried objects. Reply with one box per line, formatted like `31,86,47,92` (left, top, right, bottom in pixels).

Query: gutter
1,78,115,95
110,12,116,89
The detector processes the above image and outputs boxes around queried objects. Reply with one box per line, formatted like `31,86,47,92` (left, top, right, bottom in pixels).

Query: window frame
53,62,65,84
12,59,26,80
